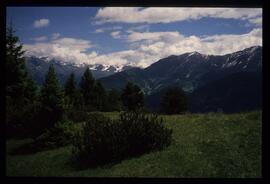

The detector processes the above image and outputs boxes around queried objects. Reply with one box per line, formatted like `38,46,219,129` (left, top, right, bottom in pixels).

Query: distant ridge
99,46,262,94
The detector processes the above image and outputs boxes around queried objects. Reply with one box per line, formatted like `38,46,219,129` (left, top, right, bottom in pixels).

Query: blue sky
6,7,262,68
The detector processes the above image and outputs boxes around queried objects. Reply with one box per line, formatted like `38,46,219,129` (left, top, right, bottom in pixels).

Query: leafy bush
72,110,172,167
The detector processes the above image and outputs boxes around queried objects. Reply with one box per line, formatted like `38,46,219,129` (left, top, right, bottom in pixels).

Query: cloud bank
24,28,262,68
95,7,262,26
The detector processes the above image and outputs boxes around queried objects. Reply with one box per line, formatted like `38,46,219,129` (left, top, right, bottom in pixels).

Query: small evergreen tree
80,67,95,110
64,73,77,109
160,87,188,114
121,82,144,111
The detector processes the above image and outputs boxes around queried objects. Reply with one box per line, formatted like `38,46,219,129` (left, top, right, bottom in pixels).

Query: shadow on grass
68,148,164,171
68,158,118,171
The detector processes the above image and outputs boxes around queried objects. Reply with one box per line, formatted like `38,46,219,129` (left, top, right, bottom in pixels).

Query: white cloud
24,37,95,65
127,31,183,43
23,29,262,68
51,38,92,52
95,28,105,33
248,17,262,27
110,30,129,40
94,26,123,34
95,7,262,26
33,18,50,28
51,33,60,39
130,28,262,67
110,31,121,39
105,28,262,68
31,36,48,42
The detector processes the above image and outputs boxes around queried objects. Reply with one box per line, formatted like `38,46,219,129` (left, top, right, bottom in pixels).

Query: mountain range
99,46,262,94
25,46,262,113
25,56,134,86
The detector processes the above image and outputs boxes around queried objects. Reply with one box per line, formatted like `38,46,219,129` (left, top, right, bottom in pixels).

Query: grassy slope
6,111,261,177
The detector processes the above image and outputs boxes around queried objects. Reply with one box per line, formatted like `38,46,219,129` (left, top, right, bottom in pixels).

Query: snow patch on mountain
188,52,197,57
226,60,238,67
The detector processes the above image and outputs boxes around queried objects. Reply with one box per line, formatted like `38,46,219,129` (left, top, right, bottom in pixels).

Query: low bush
10,119,77,155
6,101,40,139
67,110,91,123
42,119,76,147
72,110,172,167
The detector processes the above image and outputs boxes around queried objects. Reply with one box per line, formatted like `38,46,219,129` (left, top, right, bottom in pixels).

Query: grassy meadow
6,111,261,177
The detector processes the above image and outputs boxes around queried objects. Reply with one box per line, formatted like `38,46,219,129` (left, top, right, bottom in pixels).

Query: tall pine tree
6,23,38,137
80,67,95,110
35,64,64,137
64,72,77,109
6,23,37,103
93,81,106,111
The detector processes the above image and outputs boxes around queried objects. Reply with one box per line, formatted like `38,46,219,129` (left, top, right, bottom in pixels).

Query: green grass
6,111,261,177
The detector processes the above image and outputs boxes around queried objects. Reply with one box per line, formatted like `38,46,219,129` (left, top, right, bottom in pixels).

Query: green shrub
33,120,74,149
67,110,91,123
45,119,76,146
72,110,172,167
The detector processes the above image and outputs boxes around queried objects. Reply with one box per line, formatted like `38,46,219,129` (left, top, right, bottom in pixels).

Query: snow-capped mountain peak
187,51,200,57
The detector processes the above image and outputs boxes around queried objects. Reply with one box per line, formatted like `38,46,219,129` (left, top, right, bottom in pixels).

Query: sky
6,7,262,68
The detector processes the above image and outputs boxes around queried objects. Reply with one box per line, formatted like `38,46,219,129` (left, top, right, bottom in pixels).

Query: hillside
189,71,262,113
145,71,262,113
99,46,262,94
7,111,261,177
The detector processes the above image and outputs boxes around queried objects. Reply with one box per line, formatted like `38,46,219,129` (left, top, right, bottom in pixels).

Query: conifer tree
93,81,106,111
106,89,122,111
64,73,77,108
80,67,95,110
6,23,29,103
160,87,188,114
121,82,144,111
6,23,38,137
36,64,64,136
